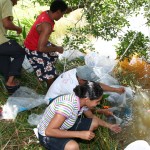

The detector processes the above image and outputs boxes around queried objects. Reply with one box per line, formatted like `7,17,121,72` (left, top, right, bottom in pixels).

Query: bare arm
84,110,111,128
99,83,125,94
45,113,95,140
2,17,22,34
96,109,113,116
37,23,63,53
84,110,121,133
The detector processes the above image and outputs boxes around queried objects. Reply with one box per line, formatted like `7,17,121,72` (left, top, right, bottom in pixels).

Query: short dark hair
50,0,68,13
73,81,103,100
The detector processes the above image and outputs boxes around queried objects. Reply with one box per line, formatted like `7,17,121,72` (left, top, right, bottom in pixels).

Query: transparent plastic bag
96,73,119,85
59,50,85,61
85,52,117,74
2,104,18,120
28,113,43,126
1,87,46,120
106,86,134,106
106,86,134,126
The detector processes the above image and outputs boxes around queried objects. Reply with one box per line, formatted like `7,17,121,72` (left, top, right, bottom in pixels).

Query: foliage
62,27,95,53
6,17,35,45
0,69,120,150
33,0,150,40
55,57,85,74
115,30,150,61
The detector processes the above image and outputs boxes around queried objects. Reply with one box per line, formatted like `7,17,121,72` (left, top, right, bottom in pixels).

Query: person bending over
24,0,68,88
38,81,121,150
45,65,125,115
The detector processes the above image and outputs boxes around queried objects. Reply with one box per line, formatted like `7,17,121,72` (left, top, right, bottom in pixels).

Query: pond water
116,88,150,148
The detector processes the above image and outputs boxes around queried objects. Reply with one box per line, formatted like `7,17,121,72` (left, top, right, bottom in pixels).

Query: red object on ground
103,106,110,109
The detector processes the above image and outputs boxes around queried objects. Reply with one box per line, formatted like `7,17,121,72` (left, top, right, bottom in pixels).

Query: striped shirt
38,93,88,136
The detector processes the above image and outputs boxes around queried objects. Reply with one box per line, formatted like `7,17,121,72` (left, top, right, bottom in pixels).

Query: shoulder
55,95,76,117
3,0,12,7
1,0,13,19
56,94,77,106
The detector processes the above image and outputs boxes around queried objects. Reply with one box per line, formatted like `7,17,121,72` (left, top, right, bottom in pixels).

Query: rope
62,0,86,74
119,32,138,61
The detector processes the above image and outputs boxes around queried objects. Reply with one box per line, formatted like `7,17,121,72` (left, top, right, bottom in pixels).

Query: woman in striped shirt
38,81,121,150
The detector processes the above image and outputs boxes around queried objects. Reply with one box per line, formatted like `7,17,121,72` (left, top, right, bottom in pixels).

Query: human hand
100,109,113,116
108,124,121,133
79,131,95,141
115,87,125,94
57,46,64,54
16,27,22,34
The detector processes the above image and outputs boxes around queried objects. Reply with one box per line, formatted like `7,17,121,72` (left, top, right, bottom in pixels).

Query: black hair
50,0,68,13
73,81,103,100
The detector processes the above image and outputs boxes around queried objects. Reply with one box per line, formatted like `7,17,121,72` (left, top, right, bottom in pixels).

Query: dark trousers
0,40,25,81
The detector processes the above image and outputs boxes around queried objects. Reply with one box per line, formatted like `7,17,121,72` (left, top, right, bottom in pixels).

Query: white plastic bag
106,86,134,106
22,56,34,72
85,52,117,74
1,86,46,120
28,113,43,126
59,50,85,61
95,73,119,85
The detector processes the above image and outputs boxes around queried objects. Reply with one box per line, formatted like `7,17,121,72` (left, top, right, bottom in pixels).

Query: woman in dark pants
38,81,121,150
0,0,25,93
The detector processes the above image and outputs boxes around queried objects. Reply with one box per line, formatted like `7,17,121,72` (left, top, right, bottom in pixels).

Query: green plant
55,57,85,74
63,27,95,53
115,30,150,61
6,17,35,46
34,0,149,40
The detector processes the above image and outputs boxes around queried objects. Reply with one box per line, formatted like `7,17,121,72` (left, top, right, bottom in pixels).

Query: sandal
5,84,20,94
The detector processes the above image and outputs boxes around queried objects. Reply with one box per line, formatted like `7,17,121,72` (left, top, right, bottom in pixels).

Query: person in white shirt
45,65,125,101
45,65,125,115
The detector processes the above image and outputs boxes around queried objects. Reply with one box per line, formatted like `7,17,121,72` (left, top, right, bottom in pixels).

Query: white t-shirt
45,68,79,102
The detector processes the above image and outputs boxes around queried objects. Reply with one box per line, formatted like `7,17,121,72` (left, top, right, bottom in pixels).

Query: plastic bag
106,86,134,106
95,72,119,85
28,113,43,126
59,50,85,61
22,56,34,72
106,86,134,126
1,86,46,120
85,52,117,74
2,104,18,120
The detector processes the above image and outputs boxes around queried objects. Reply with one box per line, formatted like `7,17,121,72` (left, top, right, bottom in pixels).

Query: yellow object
119,56,150,88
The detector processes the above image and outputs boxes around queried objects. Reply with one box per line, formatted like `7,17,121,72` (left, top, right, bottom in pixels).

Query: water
116,88,150,147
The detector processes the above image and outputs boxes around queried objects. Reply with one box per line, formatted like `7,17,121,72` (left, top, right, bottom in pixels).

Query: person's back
24,0,68,88
45,68,78,102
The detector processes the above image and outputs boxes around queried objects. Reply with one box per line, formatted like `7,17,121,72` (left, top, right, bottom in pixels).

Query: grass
0,1,129,149
0,58,122,150
0,70,46,150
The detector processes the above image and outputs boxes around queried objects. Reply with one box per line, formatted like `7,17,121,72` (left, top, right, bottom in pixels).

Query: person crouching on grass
38,81,121,150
